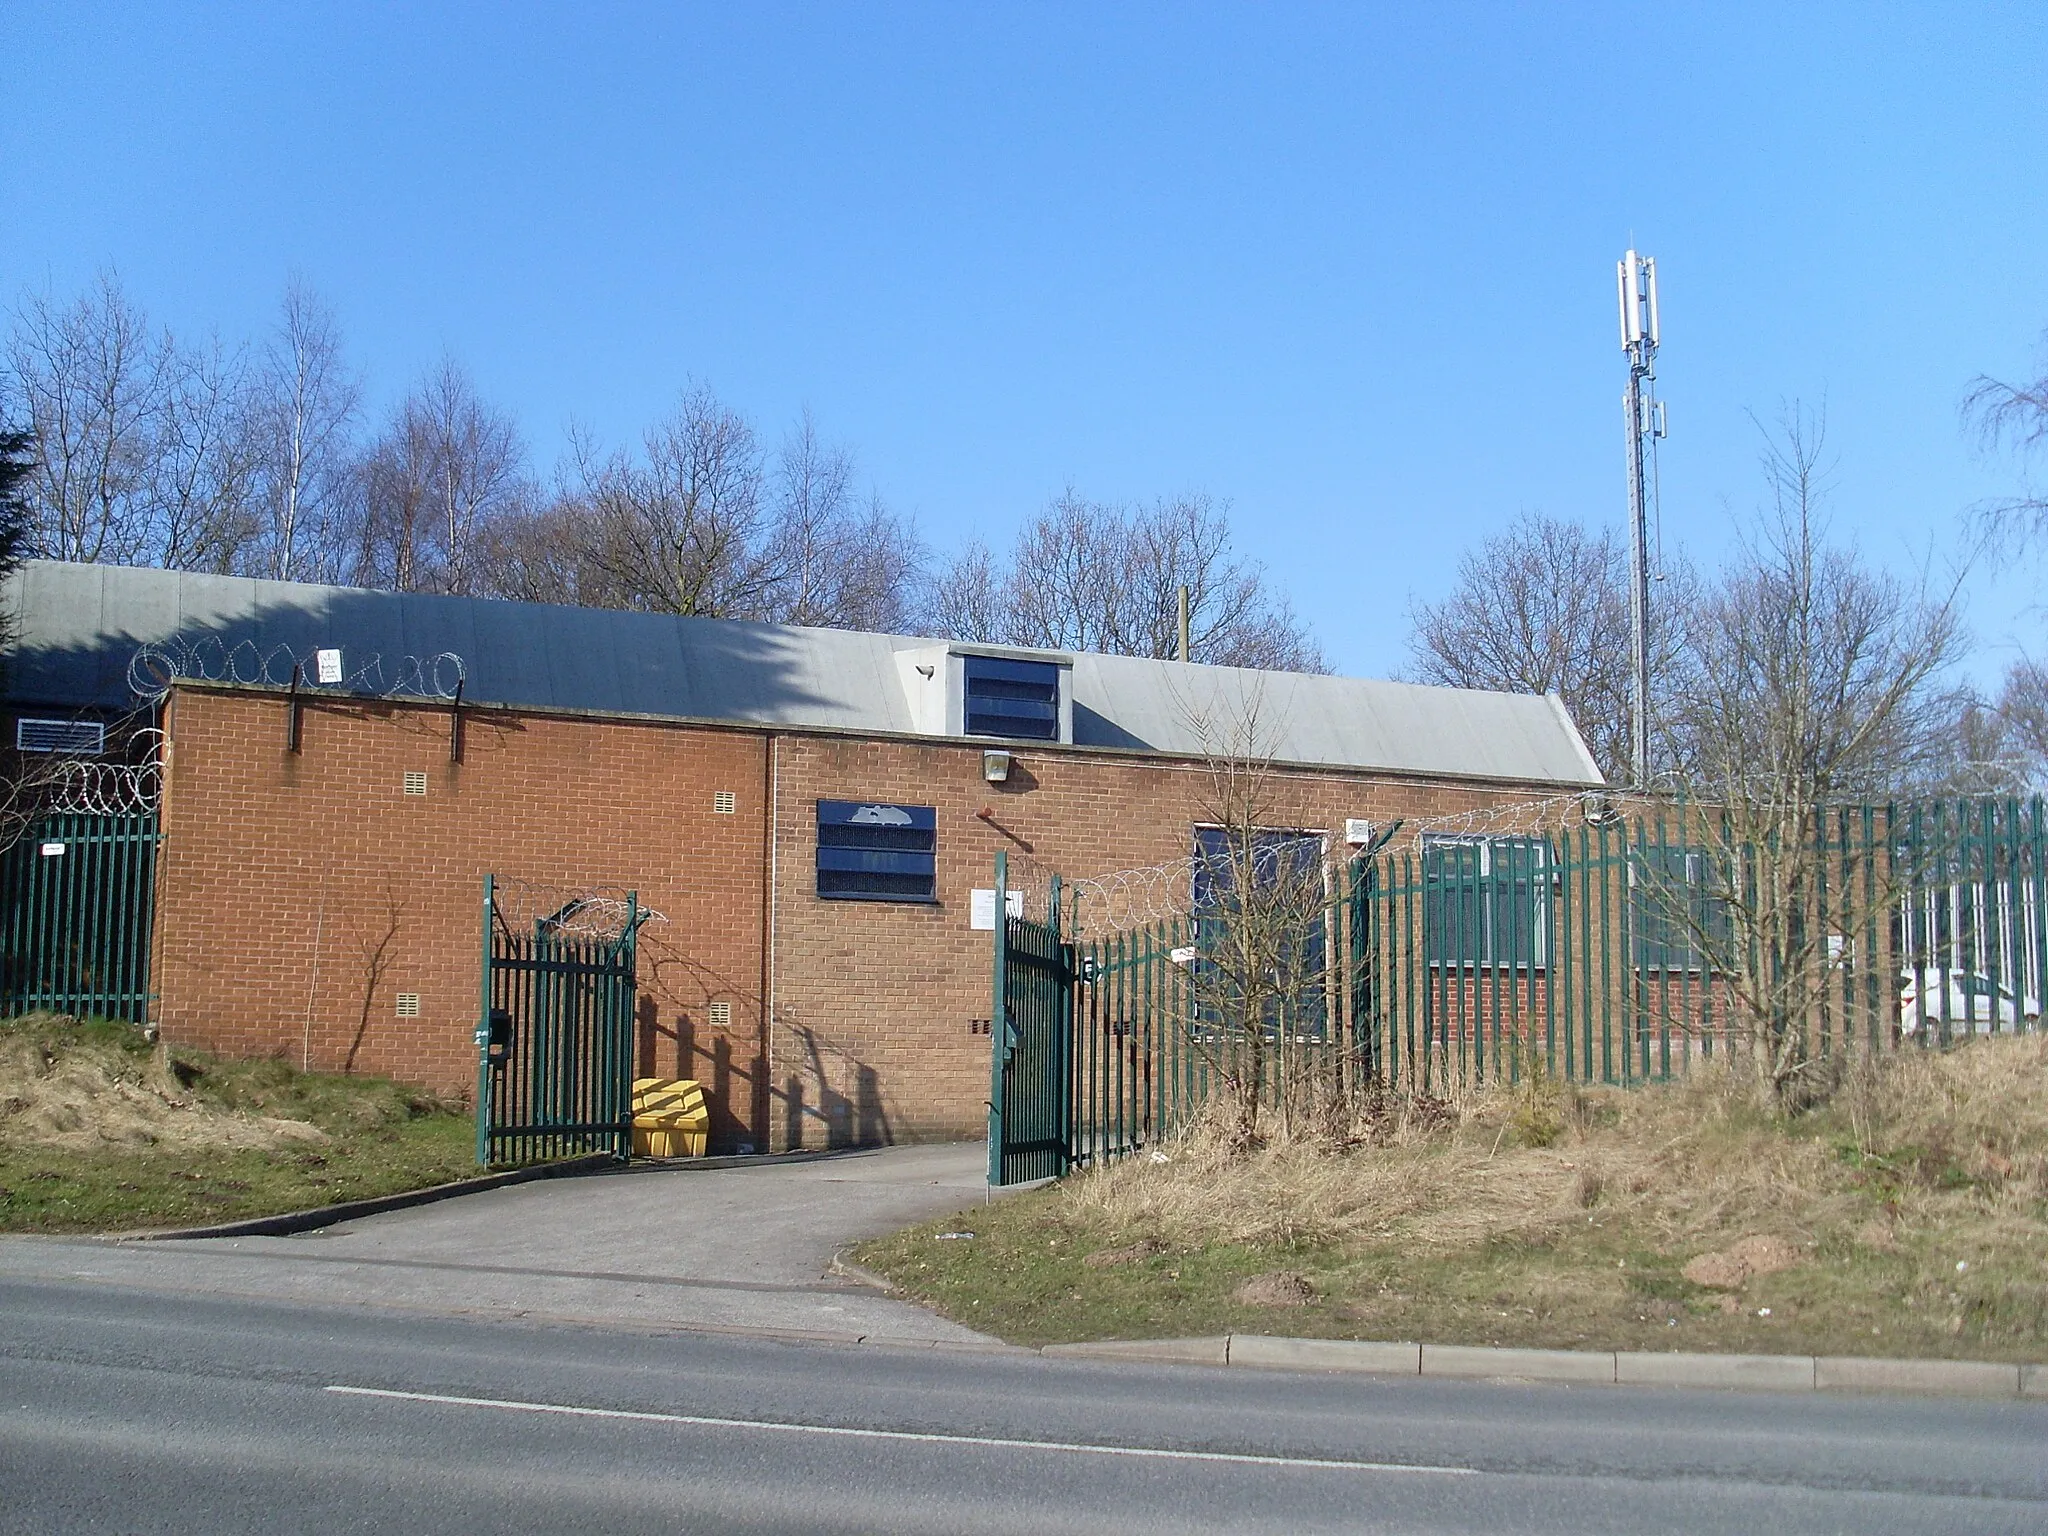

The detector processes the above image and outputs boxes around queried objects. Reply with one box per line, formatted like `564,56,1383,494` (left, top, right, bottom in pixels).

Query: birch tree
249,280,360,582
352,360,527,593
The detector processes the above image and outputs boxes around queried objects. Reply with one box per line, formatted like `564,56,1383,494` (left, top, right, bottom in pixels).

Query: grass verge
856,1036,2048,1360
0,1013,478,1233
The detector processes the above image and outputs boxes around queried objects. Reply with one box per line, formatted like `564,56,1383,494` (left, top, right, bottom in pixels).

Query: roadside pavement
0,1142,998,1342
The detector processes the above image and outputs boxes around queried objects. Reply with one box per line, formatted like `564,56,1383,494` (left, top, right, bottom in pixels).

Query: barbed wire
46,729,165,815
128,634,467,704
1062,792,1610,936
488,878,670,940
1385,790,1615,849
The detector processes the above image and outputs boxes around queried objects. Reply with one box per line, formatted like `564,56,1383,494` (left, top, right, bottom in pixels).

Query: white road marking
325,1385,1477,1475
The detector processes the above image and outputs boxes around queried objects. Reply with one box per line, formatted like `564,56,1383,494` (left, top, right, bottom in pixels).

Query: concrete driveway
0,1143,1000,1344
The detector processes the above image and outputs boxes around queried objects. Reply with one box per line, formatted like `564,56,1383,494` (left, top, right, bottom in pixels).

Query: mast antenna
1616,249,1666,788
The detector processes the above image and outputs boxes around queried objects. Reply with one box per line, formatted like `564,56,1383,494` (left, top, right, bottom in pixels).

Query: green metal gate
475,875,641,1166
1,812,161,1021
988,852,1073,1185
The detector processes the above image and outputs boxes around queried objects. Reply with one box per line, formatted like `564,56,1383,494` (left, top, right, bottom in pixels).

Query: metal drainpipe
760,732,778,1151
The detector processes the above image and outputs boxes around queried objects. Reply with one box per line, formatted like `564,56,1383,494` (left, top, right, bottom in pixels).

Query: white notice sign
314,648,344,684
969,888,1026,930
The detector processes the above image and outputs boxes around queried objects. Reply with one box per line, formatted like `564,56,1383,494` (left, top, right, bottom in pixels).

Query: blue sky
7,3,2046,684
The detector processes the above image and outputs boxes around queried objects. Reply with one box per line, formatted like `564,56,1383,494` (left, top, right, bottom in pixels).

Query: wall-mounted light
1582,792,1621,826
982,750,1013,783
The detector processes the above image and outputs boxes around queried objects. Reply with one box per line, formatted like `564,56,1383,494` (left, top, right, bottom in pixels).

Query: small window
1190,826,1330,1039
1423,835,1550,970
16,719,104,755
963,655,1060,741
1630,845,1731,973
816,800,937,902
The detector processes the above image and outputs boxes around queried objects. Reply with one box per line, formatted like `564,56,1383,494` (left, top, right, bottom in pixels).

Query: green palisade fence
1,813,161,1022
989,797,2048,1184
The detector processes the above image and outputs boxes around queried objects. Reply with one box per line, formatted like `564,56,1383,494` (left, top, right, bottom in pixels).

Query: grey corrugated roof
3,561,1603,786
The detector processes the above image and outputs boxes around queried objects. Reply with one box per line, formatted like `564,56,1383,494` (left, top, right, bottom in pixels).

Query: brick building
6,561,1603,1152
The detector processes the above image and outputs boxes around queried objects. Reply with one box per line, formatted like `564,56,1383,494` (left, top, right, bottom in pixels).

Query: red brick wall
764,735,1561,1149
152,684,1573,1152
153,687,772,1148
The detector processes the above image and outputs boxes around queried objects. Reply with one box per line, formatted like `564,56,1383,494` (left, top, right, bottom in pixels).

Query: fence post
475,874,494,1166
986,851,1009,1187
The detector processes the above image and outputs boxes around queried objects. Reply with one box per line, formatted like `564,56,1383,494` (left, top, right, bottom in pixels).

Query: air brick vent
395,993,421,1017
16,719,104,755
713,790,737,815
403,772,428,796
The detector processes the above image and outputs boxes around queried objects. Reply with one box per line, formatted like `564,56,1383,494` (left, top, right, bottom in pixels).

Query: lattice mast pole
1617,250,1666,788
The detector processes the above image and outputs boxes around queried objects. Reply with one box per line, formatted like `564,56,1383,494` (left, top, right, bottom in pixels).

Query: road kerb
1616,1351,1814,1391
1022,1333,2040,1399
1420,1345,1617,1383
109,1154,620,1241
1815,1356,2023,1397
1229,1336,1421,1376
1042,1336,1231,1366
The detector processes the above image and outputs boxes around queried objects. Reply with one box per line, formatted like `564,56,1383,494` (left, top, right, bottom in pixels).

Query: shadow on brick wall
778,1021,893,1151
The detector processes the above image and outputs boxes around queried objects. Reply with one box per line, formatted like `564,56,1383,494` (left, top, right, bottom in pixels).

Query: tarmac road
4,1277,2045,1535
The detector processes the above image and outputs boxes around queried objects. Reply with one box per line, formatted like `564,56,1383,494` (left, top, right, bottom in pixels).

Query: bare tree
1661,409,1969,1107
248,280,361,582
766,409,855,625
569,385,777,616
1965,334,2048,554
1667,412,1967,803
1178,686,1337,1145
1405,512,1690,781
1995,658,2048,776
7,273,168,564
761,412,926,631
1935,658,2048,793
934,490,1326,671
6,275,270,572
470,494,608,606
499,390,930,628
352,360,528,593
925,539,1005,642
149,331,261,573
824,493,926,633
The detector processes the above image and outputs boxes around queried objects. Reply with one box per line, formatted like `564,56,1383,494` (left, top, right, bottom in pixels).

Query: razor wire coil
128,634,467,703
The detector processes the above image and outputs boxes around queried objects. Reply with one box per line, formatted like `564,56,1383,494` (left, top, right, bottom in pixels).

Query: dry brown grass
0,1019,335,1154
0,1014,474,1233
1062,1038,2048,1264
861,1034,2048,1355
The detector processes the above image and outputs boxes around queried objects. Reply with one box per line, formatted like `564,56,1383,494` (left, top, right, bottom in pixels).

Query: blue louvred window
962,655,1060,741
816,800,937,902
